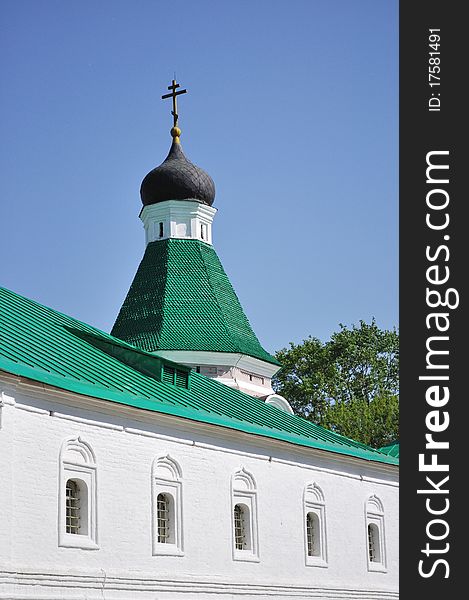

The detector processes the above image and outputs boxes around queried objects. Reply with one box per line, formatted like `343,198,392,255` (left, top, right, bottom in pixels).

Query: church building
0,81,398,599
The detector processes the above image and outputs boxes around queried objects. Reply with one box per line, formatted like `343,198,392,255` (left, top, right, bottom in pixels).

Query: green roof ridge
111,239,279,365
0,285,398,465
378,441,400,458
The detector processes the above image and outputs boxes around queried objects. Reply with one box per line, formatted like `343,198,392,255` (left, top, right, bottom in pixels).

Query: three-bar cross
162,79,187,127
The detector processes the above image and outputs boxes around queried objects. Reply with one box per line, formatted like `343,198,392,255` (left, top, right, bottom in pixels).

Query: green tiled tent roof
379,441,400,458
0,286,397,465
111,239,279,365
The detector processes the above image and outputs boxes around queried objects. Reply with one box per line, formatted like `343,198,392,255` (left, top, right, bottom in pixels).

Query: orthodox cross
162,79,187,127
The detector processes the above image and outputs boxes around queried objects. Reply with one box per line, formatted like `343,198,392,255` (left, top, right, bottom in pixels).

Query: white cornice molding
1,390,16,406
154,350,280,378
1,372,399,481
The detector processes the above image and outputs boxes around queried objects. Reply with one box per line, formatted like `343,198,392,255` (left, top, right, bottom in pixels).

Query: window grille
306,513,315,556
66,480,80,534
157,493,170,543
368,524,379,562
234,504,246,550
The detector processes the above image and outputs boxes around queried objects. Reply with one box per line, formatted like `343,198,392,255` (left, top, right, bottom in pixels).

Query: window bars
234,504,246,550
306,513,315,557
157,493,170,543
368,524,378,562
65,480,80,534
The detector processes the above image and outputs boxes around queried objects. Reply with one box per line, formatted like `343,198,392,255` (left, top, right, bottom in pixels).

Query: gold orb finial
170,126,181,143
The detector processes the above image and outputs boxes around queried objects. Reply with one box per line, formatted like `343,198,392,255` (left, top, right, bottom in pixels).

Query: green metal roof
0,286,398,465
379,441,400,458
111,239,279,365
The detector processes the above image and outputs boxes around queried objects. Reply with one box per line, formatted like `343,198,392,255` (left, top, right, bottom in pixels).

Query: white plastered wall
0,375,398,600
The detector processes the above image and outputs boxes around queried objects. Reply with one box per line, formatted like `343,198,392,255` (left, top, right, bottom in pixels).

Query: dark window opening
66,480,80,534
157,493,171,543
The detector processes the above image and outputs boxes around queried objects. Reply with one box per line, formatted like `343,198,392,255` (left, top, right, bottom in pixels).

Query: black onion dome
140,141,215,206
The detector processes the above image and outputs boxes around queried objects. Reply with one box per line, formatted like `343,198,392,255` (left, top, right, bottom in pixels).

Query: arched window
59,437,98,549
157,492,174,544
200,222,209,242
65,479,86,534
233,503,251,550
232,469,259,561
304,483,327,567
306,512,320,557
368,523,381,563
365,495,386,571
152,455,183,556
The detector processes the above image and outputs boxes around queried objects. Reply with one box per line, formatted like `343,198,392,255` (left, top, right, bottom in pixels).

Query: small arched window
200,223,208,241
152,455,183,556
59,437,98,550
306,512,320,557
368,523,381,563
157,492,174,544
365,495,386,571
66,479,84,534
304,483,327,567
232,469,259,561
233,503,251,550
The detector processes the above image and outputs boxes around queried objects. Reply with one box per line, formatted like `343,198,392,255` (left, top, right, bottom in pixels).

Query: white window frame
231,468,259,562
303,483,328,567
154,219,168,240
151,455,184,556
200,222,208,241
58,436,98,550
365,495,387,572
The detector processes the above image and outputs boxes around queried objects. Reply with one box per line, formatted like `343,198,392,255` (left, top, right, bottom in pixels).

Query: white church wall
0,392,14,565
0,377,398,599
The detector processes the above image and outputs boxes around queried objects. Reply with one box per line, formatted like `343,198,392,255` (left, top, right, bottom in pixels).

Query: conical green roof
111,239,279,366
0,286,397,464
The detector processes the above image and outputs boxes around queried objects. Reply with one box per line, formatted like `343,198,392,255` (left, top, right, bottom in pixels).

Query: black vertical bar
400,2,464,596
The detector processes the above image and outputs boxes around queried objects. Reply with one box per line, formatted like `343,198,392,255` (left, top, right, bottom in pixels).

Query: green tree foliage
273,319,399,448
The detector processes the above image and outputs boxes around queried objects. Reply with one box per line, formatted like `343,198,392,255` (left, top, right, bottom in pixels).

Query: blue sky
0,0,398,353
